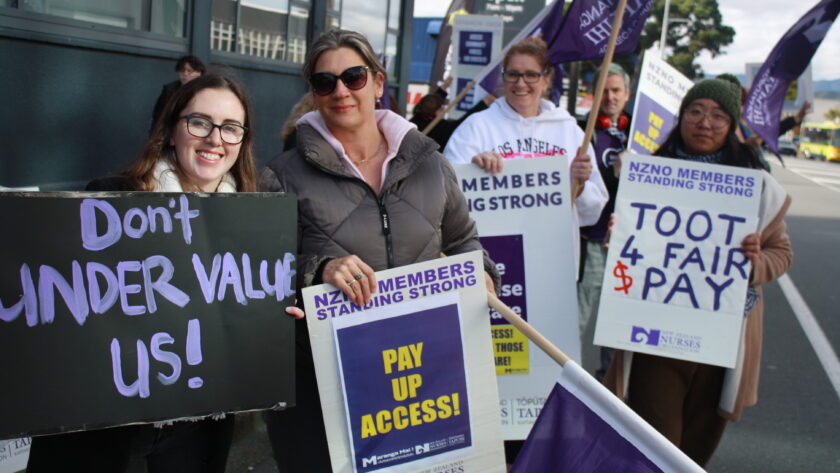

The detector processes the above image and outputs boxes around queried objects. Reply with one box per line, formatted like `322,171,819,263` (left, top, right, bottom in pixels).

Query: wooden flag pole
573,0,629,198
487,292,570,367
422,79,478,135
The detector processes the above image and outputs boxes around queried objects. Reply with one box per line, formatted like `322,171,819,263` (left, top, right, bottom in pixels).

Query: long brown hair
125,74,258,191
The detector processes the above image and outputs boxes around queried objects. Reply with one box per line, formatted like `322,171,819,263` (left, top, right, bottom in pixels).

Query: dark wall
0,37,306,189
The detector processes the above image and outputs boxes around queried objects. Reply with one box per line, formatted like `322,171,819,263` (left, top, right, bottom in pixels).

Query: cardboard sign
627,52,694,155
303,252,505,473
0,192,297,440
594,155,764,368
455,158,580,440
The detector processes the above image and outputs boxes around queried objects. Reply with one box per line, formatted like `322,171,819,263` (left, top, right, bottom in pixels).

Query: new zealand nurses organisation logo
630,326,661,345
630,325,702,353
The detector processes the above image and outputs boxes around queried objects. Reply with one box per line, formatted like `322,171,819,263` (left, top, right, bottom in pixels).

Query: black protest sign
0,192,296,440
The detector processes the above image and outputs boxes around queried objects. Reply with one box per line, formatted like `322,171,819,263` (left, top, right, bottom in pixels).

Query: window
338,0,401,79
12,0,186,36
211,0,309,63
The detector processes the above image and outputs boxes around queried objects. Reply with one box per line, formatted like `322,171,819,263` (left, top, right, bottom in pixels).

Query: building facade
0,0,414,188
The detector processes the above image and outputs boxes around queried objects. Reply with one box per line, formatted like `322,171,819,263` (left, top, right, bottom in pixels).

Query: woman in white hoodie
444,37,608,265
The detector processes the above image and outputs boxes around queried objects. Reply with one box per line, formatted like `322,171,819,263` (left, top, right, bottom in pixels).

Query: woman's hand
322,255,377,306
285,306,305,320
741,233,762,265
472,151,504,176
571,147,592,197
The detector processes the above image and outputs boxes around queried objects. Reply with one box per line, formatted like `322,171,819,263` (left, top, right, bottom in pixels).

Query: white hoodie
444,97,609,272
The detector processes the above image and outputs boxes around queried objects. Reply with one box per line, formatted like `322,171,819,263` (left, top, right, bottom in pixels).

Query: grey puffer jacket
259,124,500,289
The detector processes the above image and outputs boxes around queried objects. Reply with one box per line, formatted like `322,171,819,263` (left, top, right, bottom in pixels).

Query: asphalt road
707,156,840,472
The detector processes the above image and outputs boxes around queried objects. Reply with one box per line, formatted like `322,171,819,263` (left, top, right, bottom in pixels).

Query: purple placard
458,30,492,66
336,304,472,472
628,93,677,155
480,234,527,324
456,77,476,112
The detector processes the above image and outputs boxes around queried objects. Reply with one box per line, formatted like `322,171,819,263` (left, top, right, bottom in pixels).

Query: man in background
151,55,206,126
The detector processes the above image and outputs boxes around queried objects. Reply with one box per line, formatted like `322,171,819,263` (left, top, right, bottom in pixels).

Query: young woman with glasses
26,74,256,473
443,36,608,289
259,29,499,472
605,79,793,467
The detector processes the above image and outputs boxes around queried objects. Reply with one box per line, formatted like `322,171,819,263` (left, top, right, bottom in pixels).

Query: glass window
21,0,145,29
387,0,400,30
151,0,187,37
16,0,185,36
326,14,340,31
340,0,386,53
211,0,308,63
238,0,289,60
384,31,397,77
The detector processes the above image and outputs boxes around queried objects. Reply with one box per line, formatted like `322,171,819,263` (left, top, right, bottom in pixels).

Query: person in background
152,55,207,127
605,79,793,467
279,93,317,151
576,63,632,381
259,29,499,473
444,36,607,277
409,76,492,150
27,74,256,473
443,36,608,465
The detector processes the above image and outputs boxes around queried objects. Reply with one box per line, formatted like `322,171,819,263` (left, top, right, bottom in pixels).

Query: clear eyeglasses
181,115,247,144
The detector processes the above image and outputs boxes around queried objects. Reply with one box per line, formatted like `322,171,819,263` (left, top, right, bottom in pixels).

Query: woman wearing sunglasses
605,79,792,467
444,36,607,282
26,74,256,473
259,29,499,472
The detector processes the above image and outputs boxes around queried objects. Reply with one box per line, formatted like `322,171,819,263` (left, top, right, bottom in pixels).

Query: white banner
594,154,764,368
454,158,579,440
627,51,694,156
303,252,505,473
450,15,504,119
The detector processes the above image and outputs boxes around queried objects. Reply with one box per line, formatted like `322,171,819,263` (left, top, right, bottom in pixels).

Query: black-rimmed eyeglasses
309,66,370,96
502,70,548,84
181,115,248,144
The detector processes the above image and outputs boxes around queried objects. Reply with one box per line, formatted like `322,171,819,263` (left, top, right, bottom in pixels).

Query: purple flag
478,0,651,103
510,361,704,473
744,0,840,154
547,0,652,64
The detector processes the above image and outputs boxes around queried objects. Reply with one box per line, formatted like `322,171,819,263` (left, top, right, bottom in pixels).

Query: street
708,156,840,472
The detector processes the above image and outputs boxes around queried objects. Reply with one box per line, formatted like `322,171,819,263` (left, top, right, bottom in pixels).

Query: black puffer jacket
259,124,499,288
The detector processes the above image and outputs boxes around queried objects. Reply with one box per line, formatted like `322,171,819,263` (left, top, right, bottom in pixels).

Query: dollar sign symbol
613,260,632,294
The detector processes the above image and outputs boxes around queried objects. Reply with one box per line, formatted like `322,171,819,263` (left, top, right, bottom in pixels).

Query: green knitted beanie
681,78,742,125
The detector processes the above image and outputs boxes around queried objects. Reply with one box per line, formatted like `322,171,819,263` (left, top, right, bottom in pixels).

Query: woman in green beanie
605,78,793,467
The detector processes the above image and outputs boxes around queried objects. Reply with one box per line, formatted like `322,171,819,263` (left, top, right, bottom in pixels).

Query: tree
638,0,735,79
826,109,840,121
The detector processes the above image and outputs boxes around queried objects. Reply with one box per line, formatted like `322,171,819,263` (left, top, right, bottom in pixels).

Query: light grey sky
414,0,840,81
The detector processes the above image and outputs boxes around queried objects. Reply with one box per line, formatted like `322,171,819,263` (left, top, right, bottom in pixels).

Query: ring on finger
346,279,356,287
354,273,364,281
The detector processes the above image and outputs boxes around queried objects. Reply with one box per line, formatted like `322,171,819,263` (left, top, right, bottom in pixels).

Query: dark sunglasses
309,65,370,96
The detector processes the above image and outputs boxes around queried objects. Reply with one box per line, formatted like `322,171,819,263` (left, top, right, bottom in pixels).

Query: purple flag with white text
546,0,652,64
744,0,840,154
510,361,704,473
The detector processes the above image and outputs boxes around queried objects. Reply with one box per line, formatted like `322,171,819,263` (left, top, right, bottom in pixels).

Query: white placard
627,51,694,156
594,154,764,368
454,158,579,440
450,15,504,119
303,252,505,473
